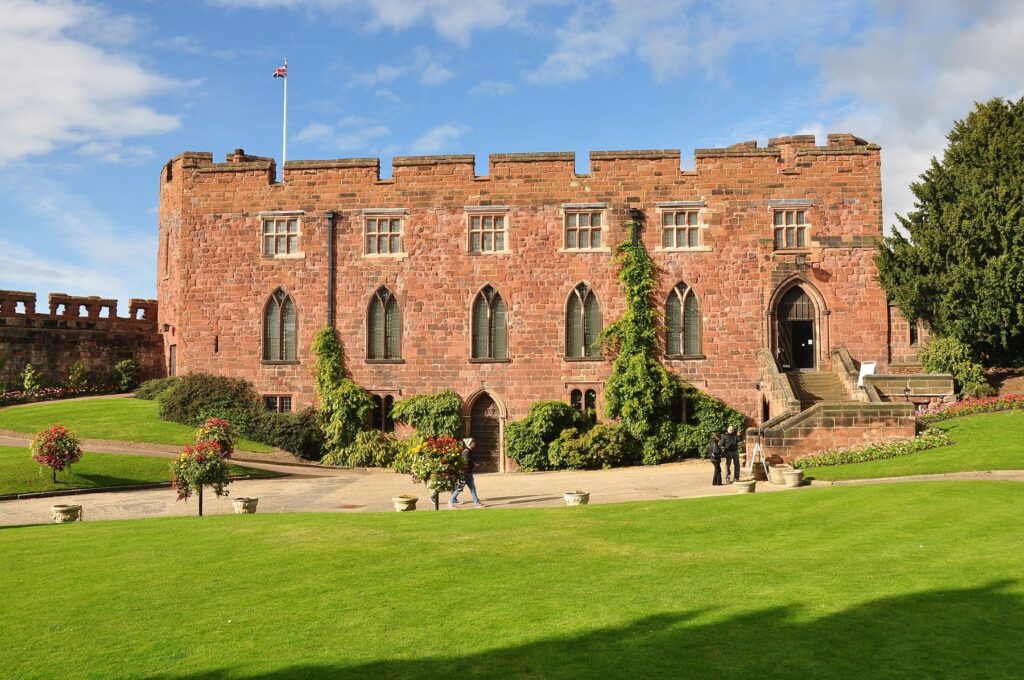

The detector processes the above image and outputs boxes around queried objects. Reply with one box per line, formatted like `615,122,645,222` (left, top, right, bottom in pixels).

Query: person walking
449,438,486,508
721,425,741,483
707,433,724,486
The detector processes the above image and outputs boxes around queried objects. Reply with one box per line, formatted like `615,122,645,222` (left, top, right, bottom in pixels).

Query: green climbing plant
311,327,374,454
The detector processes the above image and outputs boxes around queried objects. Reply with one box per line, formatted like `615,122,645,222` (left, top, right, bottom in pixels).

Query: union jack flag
273,64,287,78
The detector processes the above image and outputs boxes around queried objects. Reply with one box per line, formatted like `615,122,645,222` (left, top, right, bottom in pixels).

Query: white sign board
857,361,877,387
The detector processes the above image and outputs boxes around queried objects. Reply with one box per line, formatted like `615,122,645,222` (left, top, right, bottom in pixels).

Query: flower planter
51,504,83,523
232,497,259,514
768,464,793,486
393,495,418,512
564,491,590,506
733,479,756,494
783,469,805,488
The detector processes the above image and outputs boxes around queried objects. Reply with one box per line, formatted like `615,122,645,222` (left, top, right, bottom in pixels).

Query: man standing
707,433,724,486
449,438,486,508
720,425,741,483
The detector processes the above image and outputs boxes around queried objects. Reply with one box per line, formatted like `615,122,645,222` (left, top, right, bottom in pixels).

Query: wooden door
470,394,501,473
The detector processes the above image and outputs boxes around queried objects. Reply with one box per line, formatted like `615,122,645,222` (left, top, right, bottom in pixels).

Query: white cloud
469,79,515,97
419,61,454,85
373,88,403,105
351,64,407,87
410,123,466,154
296,115,391,150
0,0,180,166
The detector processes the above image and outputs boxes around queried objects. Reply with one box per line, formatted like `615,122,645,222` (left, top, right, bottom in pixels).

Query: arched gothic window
666,283,701,357
263,289,297,361
368,287,401,359
566,283,602,358
472,285,507,359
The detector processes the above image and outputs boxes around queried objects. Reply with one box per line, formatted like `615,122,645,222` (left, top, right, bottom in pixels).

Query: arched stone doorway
776,286,817,370
464,391,505,472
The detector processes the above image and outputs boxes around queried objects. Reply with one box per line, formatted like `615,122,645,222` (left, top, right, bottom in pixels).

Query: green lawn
0,445,277,496
0,397,273,453
1,482,1022,678
808,410,1024,481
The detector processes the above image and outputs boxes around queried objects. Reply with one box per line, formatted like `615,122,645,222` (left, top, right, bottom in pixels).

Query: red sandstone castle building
156,134,946,470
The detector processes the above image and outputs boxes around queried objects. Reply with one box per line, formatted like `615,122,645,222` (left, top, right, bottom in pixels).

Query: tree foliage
311,327,373,454
876,97,1024,365
391,390,463,438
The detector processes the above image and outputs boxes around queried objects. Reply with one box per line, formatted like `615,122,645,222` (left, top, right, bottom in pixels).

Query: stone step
788,371,852,407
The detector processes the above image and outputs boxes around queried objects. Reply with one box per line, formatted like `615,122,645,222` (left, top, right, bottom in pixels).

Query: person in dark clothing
720,425,741,483
449,438,486,508
707,433,724,486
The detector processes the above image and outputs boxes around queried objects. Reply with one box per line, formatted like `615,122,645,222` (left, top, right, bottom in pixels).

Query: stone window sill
467,250,512,256
563,355,604,362
366,358,405,364
261,360,300,366
469,358,512,364
654,246,713,253
261,253,306,260
666,354,706,361
362,252,408,260
558,247,611,254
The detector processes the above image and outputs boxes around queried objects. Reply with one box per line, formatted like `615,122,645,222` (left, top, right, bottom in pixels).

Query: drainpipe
325,210,336,328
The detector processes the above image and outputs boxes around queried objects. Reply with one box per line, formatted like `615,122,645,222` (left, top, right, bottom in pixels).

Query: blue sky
2,0,1023,313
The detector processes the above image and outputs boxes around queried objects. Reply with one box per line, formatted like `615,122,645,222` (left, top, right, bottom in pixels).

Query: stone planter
733,479,756,494
393,495,418,512
232,497,259,514
768,464,793,486
51,504,83,523
783,469,805,488
564,491,590,506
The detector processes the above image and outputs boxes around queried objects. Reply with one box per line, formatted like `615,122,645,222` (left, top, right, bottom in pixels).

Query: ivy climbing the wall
311,327,374,455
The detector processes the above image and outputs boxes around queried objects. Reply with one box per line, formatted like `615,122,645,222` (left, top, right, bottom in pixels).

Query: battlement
0,290,158,331
162,133,879,187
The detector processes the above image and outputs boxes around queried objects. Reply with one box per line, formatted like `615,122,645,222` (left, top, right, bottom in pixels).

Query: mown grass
0,445,277,496
808,410,1024,481
1,482,1022,678
0,397,272,452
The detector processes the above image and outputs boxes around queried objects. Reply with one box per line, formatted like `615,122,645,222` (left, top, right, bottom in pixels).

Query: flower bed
792,428,952,470
918,393,1024,427
0,385,119,409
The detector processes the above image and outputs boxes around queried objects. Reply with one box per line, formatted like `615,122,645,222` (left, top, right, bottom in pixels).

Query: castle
154,134,952,470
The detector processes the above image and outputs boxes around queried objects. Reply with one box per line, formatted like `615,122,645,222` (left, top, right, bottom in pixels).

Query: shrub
917,393,1024,427
22,364,42,391
919,337,991,398
67,361,88,389
114,359,140,392
391,390,463,438
194,417,235,457
322,430,399,467
793,428,952,469
409,435,465,495
311,327,374,454
504,400,588,470
249,408,325,460
30,425,83,483
169,440,231,514
548,424,636,470
158,373,262,427
135,376,180,400
390,433,424,474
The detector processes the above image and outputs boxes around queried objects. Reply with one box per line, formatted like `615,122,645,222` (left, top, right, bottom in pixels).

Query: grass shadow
157,580,1024,679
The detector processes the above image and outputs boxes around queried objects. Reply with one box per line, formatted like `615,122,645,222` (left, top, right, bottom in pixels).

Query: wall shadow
158,580,1024,679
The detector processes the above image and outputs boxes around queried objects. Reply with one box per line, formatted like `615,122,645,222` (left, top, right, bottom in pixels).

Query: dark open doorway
776,287,816,370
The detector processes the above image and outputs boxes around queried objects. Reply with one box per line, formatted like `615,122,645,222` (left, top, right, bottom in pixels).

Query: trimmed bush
249,408,324,460
158,373,262,427
114,359,140,392
67,361,88,389
391,390,463,438
548,424,636,470
135,376,181,401
793,428,952,469
919,337,991,398
322,430,399,467
504,400,588,470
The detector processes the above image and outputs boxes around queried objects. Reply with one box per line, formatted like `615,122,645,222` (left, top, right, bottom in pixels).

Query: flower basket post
30,425,82,485
170,418,236,517
409,436,465,511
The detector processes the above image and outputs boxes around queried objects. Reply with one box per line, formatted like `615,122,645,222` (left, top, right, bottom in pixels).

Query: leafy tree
311,327,373,455
876,97,1024,365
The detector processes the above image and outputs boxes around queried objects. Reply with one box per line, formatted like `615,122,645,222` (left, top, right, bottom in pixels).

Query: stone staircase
789,370,851,409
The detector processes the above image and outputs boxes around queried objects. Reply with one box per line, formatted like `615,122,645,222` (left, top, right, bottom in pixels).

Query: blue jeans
450,472,480,504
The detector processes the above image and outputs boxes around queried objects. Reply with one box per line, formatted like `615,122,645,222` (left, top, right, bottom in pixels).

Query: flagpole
281,58,288,171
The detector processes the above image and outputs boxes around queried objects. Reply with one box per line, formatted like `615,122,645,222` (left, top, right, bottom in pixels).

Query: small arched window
263,289,297,361
666,283,701,357
368,287,401,359
566,283,602,358
570,389,583,410
472,285,507,359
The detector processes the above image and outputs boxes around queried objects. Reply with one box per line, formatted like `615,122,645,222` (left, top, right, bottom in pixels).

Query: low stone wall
0,291,163,389
750,401,916,463
865,374,955,409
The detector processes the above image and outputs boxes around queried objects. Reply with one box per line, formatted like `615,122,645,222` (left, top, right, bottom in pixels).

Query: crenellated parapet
0,290,158,332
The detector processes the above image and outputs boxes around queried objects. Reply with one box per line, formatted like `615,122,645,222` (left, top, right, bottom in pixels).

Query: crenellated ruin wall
0,290,163,390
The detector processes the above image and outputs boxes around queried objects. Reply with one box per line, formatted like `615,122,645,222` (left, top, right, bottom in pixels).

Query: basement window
264,395,292,413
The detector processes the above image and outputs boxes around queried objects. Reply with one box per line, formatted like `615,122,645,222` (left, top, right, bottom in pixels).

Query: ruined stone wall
158,134,888,421
0,291,162,389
